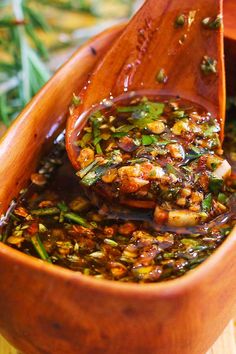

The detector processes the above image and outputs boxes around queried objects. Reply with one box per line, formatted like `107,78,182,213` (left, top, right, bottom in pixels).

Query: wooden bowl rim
0,24,235,297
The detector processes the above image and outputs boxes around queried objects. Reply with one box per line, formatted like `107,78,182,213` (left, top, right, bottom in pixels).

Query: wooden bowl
0,21,236,354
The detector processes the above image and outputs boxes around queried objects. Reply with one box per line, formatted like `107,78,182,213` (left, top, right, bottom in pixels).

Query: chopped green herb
95,144,102,155
202,194,212,212
129,102,165,129
166,164,179,175
81,162,112,186
117,106,139,113
145,101,165,116
142,135,154,146
31,235,52,263
64,212,92,228
77,159,99,179
217,193,228,204
57,202,68,213
203,124,220,137
202,14,222,29
93,136,102,145
90,251,104,259
72,93,81,106
31,207,60,216
156,68,168,84
154,137,173,146
112,132,127,138
209,134,221,149
221,227,232,237
1,223,11,243
172,110,185,119
83,268,90,275
131,116,155,128
201,56,217,75
76,133,92,148
114,124,135,133
91,114,103,154
38,224,47,233
136,101,164,118
211,163,218,171
104,238,118,247
209,176,223,193
127,158,149,164
181,238,199,247
175,14,185,27
185,148,204,162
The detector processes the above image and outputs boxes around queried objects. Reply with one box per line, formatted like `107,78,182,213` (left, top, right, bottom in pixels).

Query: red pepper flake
117,137,137,152
118,222,137,236
27,223,39,235
69,225,94,238
197,156,208,172
198,174,209,191
38,200,55,208
31,173,47,186
14,207,29,218
119,177,141,194
104,226,117,238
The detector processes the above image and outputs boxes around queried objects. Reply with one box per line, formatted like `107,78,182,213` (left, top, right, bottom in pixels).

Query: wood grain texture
224,0,236,96
0,321,235,354
66,0,225,168
224,0,236,40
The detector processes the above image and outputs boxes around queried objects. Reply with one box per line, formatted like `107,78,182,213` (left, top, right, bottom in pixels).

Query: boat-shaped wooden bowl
0,20,236,354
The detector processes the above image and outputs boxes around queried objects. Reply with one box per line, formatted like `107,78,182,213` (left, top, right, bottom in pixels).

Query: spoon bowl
66,0,225,169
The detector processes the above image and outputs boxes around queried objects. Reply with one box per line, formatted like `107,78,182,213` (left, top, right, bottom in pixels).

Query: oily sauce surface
1,96,235,283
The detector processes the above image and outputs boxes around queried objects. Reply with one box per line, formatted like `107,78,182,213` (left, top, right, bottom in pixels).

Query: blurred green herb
0,0,135,125
0,0,51,124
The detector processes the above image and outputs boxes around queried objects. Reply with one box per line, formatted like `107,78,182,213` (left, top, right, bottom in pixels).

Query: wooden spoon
224,0,236,96
66,0,225,170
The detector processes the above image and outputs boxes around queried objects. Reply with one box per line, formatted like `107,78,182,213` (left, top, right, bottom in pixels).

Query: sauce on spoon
73,92,231,229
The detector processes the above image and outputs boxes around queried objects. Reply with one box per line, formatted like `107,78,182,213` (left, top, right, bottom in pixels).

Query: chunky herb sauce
75,96,232,226
0,96,235,283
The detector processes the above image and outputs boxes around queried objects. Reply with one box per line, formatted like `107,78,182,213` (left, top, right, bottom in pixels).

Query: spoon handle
82,0,225,132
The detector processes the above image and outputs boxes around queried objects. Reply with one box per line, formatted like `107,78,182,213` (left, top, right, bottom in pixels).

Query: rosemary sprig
36,0,95,13
0,0,51,123
0,94,10,126
31,207,60,216
0,0,135,125
64,212,92,228
31,234,52,263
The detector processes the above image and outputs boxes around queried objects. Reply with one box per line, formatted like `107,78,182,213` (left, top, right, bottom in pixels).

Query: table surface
0,321,235,354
